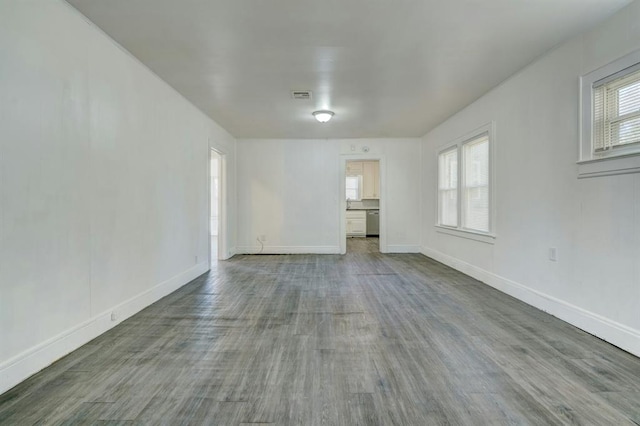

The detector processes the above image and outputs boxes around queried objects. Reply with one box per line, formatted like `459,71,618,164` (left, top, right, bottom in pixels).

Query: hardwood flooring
347,237,379,253
2,252,640,425
211,235,218,261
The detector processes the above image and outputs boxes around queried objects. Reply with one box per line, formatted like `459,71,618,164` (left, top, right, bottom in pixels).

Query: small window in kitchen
346,176,362,201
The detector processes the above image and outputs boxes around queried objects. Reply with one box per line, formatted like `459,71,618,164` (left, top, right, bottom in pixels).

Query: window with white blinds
593,67,640,152
345,176,361,201
462,135,489,232
438,148,458,227
579,51,640,176
437,128,493,235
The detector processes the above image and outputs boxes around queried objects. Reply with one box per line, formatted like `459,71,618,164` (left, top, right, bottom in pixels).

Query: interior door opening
345,159,380,254
210,148,222,263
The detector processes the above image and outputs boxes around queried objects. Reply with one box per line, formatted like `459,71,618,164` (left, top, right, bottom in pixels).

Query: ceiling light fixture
312,110,334,123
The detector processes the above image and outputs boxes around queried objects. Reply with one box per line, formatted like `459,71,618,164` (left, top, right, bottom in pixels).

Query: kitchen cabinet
346,161,364,176
346,210,366,237
346,160,379,199
362,161,380,199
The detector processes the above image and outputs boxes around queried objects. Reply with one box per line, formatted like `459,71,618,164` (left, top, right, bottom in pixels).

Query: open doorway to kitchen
345,159,380,254
210,148,222,264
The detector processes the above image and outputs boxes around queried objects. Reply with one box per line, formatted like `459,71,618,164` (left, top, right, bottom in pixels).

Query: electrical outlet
549,247,557,262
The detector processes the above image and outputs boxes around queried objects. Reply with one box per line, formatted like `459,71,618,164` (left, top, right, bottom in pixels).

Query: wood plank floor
346,237,379,254
2,250,640,425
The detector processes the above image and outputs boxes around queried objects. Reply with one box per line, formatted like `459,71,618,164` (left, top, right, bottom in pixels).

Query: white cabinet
346,161,364,176
346,210,366,237
362,161,380,199
346,161,379,199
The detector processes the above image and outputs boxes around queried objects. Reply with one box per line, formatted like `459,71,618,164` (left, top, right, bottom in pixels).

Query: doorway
210,149,222,264
344,159,381,254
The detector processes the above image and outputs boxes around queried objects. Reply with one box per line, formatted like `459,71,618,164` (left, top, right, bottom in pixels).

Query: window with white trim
345,176,362,201
438,129,492,235
580,49,640,178
593,67,640,152
462,136,490,232
438,148,457,227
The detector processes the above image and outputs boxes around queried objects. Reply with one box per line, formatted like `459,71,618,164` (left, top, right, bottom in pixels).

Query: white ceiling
66,0,632,139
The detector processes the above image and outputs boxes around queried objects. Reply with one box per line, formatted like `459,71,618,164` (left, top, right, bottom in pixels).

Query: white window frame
436,122,496,244
579,48,640,178
437,146,458,228
345,175,362,201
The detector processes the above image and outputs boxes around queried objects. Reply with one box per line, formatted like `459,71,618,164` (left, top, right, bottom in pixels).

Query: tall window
438,148,458,227
462,135,489,232
438,130,492,234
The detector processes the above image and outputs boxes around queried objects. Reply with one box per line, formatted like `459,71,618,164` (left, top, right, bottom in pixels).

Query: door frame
339,154,387,254
208,147,227,265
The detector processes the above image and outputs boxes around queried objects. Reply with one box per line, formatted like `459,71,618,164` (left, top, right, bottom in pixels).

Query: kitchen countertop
346,207,379,211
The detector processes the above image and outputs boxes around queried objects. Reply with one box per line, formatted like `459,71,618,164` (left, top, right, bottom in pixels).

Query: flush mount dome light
312,110,334,123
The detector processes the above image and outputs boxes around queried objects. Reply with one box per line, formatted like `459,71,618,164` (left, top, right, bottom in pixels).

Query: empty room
1,0,640,424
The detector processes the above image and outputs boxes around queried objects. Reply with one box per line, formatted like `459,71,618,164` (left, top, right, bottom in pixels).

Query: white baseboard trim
420,246,640,358
0,261,209,396
236,245,341,255
385,244,421,253
221,247,237,260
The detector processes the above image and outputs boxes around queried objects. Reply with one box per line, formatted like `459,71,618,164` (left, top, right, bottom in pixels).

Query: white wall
236,138,421,254
420,1,640,356
0,0,236,394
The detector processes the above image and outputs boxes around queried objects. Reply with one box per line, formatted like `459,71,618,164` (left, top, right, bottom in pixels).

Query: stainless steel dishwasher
366,210,379,236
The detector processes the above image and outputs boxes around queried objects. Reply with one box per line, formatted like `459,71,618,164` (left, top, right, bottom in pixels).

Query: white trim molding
435,226,496,244
235,245,341,255
420,246,640,358
0,262,209,395
577,152,640,178
385,245,422,253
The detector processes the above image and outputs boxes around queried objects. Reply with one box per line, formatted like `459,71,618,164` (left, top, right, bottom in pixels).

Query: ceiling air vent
291,90,312,100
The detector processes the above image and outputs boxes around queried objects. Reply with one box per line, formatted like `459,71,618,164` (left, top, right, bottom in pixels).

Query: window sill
577,151,640,179
435,225,496,244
